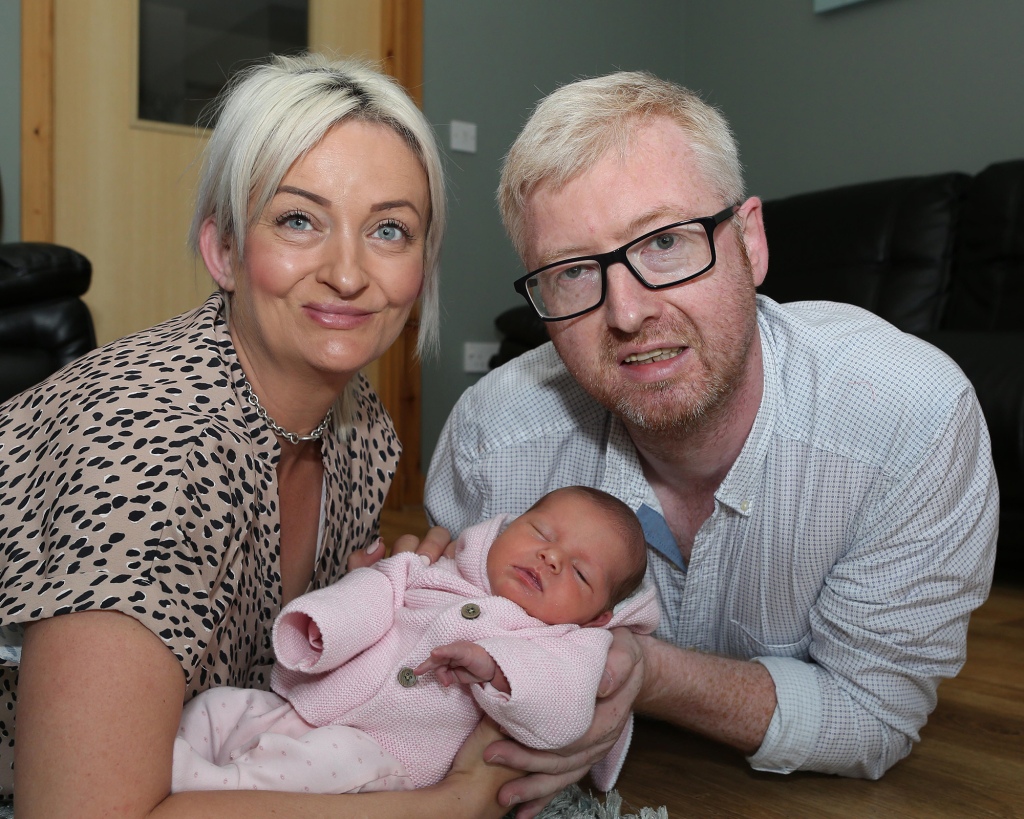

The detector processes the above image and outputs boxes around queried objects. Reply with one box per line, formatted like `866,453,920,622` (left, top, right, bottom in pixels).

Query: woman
0,53,516,817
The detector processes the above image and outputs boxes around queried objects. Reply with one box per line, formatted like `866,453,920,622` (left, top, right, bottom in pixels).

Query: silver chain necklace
241,375,332,445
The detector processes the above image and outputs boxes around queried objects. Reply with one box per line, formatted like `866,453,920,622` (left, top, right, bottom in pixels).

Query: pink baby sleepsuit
173,513,660,793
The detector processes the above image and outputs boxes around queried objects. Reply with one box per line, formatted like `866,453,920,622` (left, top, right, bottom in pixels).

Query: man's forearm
635,634,777,755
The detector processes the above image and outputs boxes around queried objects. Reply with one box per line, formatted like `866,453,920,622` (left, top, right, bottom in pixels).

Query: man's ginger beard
565,250,759,436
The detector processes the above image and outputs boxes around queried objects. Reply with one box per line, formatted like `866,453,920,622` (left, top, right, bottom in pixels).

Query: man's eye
555,263,599,283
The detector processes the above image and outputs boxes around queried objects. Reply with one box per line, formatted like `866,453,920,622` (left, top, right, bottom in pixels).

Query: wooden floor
380,508,1024,817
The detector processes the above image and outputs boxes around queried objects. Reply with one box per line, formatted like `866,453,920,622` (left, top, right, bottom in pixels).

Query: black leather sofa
492,159,1024,578
0,242,96,404
759,160,1023,578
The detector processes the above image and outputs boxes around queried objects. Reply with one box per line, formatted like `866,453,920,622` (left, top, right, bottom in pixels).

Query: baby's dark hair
544,486,647,607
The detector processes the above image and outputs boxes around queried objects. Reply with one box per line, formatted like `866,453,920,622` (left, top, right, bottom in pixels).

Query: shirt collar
714,315,776,516
600,415,651,509
593,312,778,520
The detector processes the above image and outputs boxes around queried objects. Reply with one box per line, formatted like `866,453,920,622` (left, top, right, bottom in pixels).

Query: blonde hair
498,71,743,261
190,53,445,368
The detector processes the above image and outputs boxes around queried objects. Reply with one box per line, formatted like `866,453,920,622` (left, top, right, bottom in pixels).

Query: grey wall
420,0,686,468
0,1,20,243
683,0,1024,200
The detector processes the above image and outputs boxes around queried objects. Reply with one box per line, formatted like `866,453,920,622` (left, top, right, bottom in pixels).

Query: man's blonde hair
498,71,743,262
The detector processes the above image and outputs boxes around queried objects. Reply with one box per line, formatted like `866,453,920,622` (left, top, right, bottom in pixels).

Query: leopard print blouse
0,292,400,796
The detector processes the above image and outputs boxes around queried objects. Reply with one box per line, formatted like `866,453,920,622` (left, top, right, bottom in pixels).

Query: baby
173,486,659,795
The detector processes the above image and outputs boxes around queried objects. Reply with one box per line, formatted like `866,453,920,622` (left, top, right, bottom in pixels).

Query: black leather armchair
0,242,96,404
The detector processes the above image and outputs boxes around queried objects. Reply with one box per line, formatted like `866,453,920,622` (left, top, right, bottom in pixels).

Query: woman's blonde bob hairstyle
498,71,743,262
189,53,445,384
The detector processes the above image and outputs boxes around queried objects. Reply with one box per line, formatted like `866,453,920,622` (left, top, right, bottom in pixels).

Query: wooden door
20,0,424,507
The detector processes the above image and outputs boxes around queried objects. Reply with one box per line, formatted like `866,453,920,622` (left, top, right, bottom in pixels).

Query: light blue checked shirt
425,296,998,778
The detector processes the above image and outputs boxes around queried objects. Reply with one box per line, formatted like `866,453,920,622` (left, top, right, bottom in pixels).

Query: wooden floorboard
380,508,1023,816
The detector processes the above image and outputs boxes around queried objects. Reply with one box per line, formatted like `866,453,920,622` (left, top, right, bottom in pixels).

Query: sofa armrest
0,242,96,404
0,242,92,306
918,330,1024,575
919,331,1024,487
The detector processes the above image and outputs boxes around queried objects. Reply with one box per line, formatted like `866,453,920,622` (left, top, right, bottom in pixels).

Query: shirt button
740,500,750,513
461,603,481,620
397,667,417,687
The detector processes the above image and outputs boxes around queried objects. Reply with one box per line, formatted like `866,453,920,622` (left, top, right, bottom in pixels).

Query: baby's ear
583,610,613,628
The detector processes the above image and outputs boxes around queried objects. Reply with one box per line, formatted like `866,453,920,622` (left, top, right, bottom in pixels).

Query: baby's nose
539,549,562,572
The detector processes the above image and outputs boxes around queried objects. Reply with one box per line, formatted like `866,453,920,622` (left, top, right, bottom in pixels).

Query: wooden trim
20,0,55,242
379,0,425,509
381,0,423,105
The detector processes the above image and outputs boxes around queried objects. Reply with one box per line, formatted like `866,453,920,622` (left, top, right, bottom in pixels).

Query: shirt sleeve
424,396,489,534
471,627,612,750
0,403,266,683
750,388,998,778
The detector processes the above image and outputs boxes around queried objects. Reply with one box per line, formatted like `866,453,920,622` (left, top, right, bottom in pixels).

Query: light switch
463,341,499,373
450,120,477,153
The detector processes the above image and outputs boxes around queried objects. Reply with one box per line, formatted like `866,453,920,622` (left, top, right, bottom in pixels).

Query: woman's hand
482,627,646,819
347,536,387,571
437,716,524,817
393,525,455,563
347,526,454,572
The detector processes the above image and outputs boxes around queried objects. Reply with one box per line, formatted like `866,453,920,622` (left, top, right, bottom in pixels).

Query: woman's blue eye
282,214,312,231
374,221,408,241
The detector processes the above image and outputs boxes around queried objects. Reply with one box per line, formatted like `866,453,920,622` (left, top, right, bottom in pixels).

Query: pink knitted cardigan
272,513,660,789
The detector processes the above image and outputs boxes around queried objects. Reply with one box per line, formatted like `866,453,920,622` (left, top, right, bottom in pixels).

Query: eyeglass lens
526,221,713,319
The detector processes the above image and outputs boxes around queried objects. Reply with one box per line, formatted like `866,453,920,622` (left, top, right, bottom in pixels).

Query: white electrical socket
463,341,499,373
450,120,477,153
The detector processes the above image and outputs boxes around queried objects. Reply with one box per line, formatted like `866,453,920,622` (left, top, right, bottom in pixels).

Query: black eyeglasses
513,205,739,321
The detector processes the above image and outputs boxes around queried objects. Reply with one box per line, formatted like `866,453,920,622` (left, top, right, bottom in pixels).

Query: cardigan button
461,603,481,620
397,667,417,688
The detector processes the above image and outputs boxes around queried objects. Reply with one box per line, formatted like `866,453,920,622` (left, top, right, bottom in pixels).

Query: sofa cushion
944,159,1024,331
760,172,970,334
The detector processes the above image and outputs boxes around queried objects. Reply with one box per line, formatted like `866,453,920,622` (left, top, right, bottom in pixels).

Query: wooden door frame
20,0,425,508
379,0,426,509
20,0,54,243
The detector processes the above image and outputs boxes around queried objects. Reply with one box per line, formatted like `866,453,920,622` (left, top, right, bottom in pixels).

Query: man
425,71,998,814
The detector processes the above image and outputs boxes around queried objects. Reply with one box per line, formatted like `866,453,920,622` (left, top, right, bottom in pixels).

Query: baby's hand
414,641,509,692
